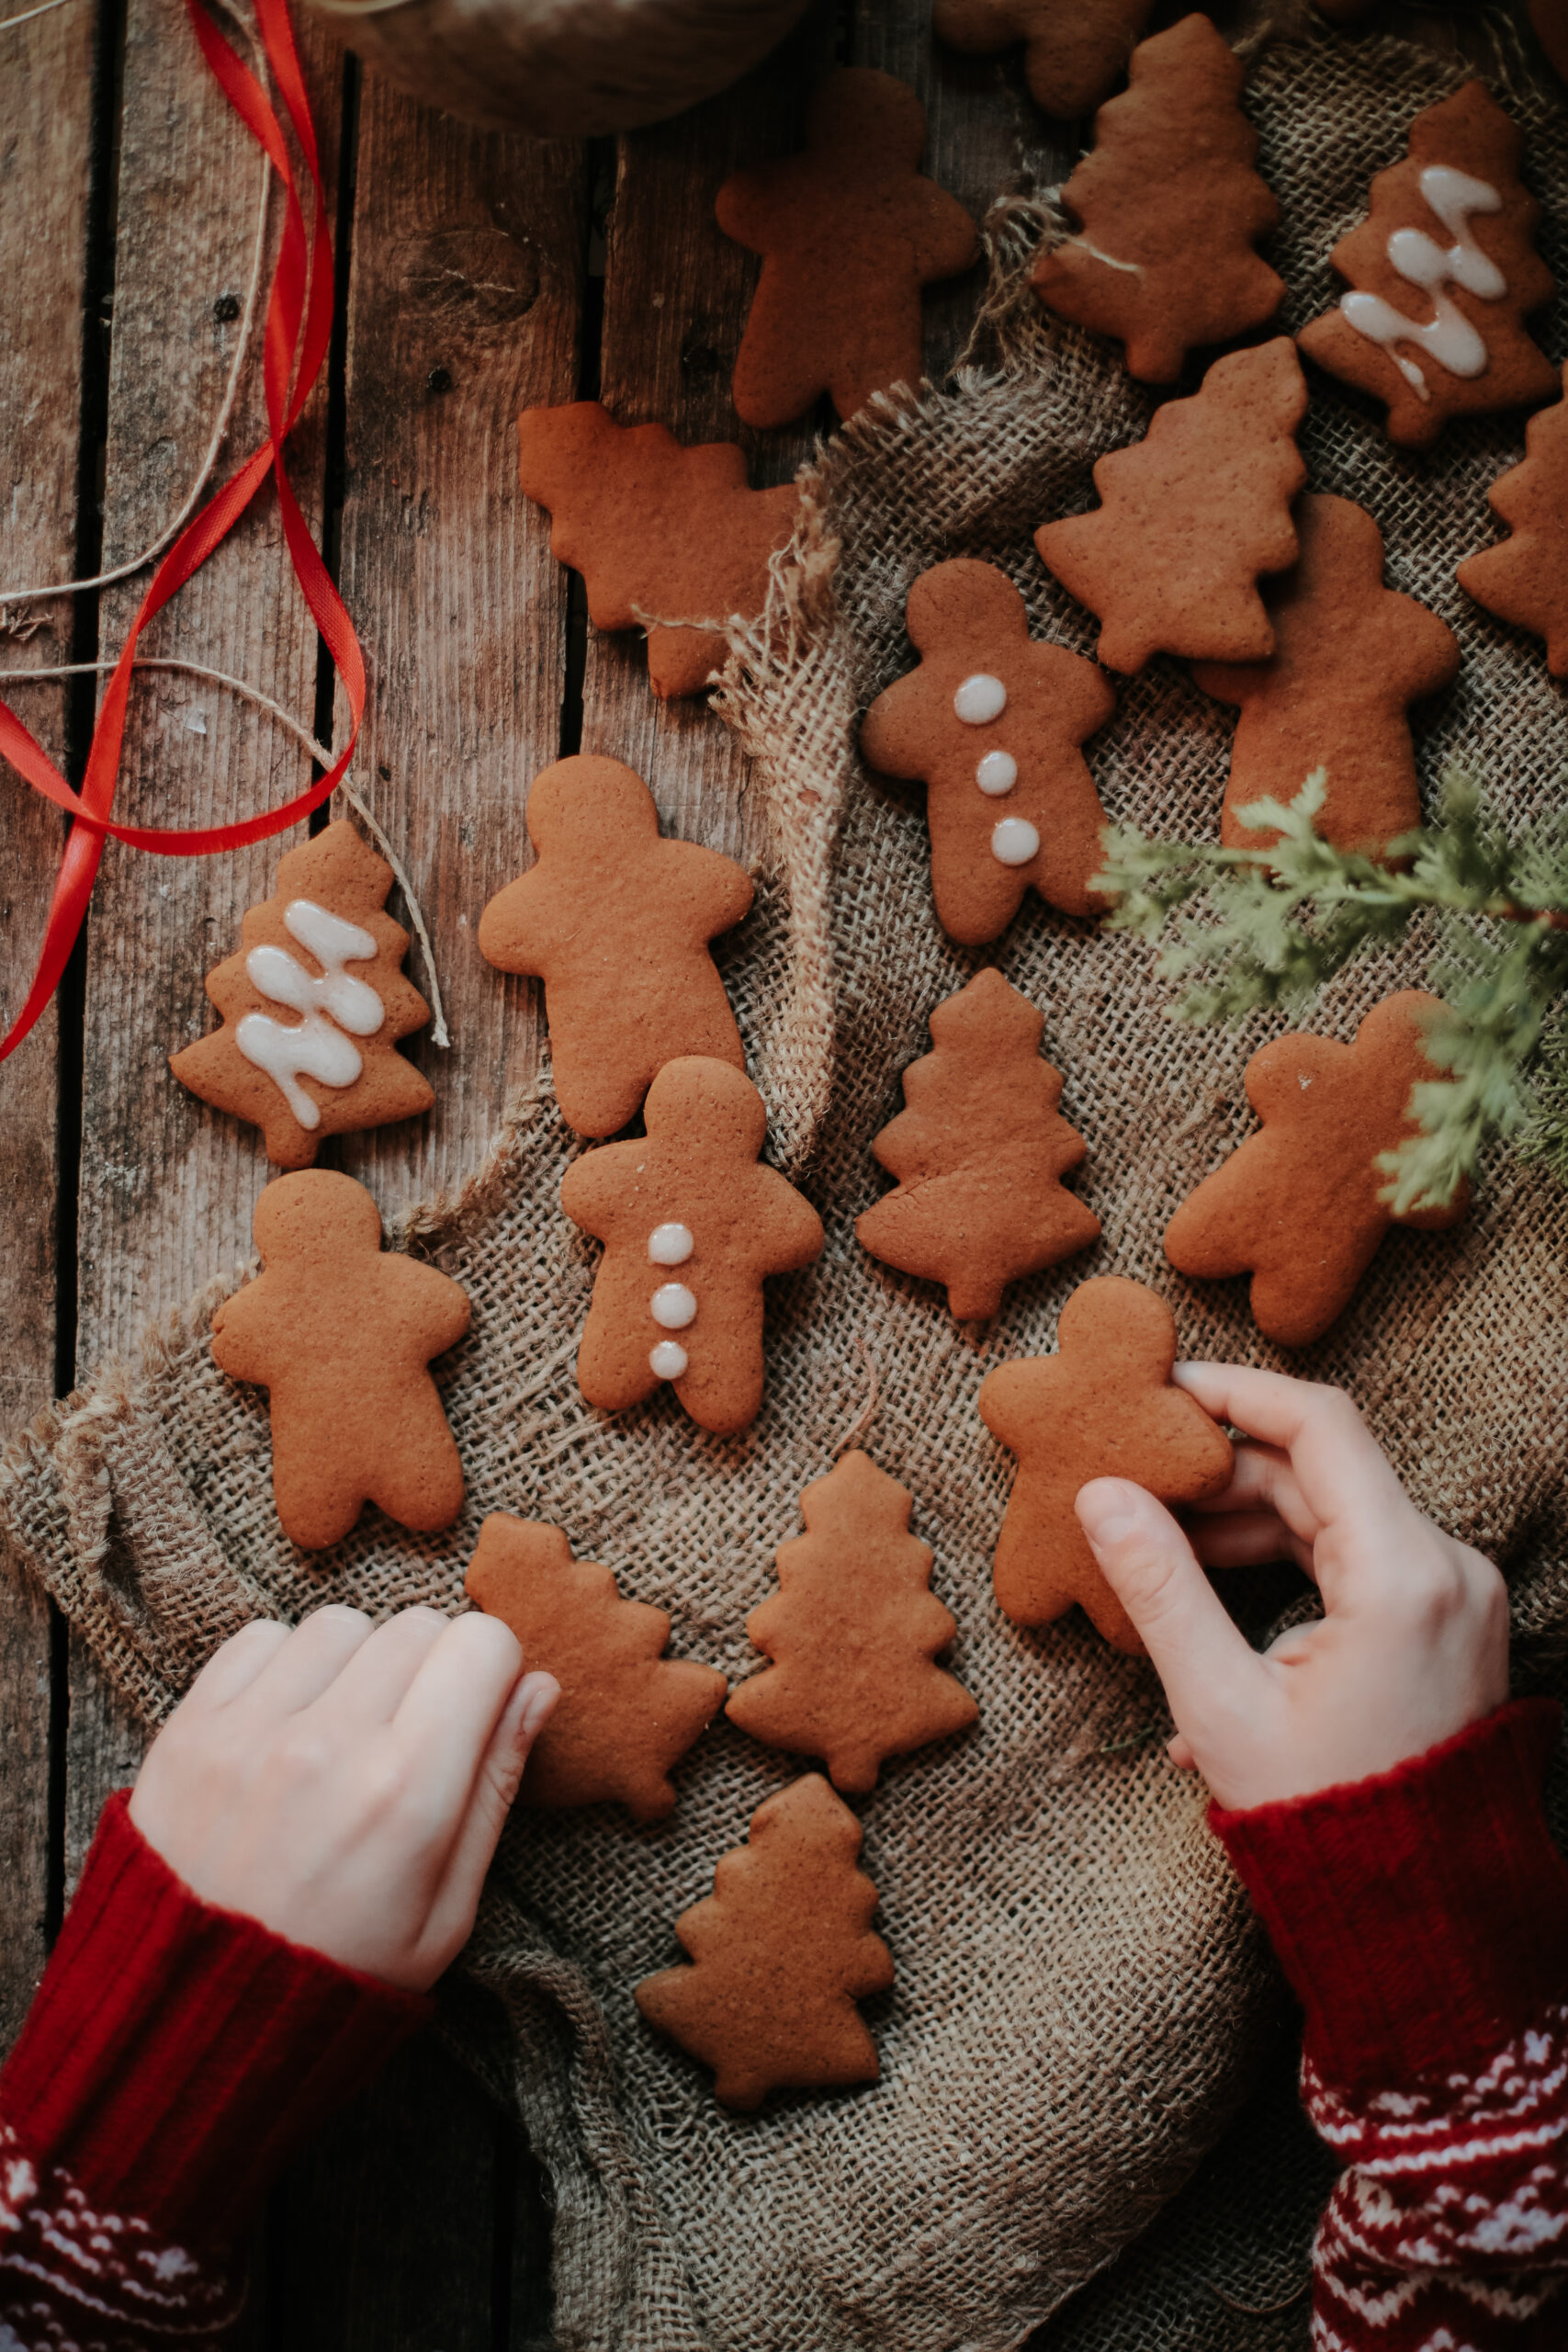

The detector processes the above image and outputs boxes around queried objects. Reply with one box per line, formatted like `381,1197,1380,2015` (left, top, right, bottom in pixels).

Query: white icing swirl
1339,164,1505,401
234,899,385,1130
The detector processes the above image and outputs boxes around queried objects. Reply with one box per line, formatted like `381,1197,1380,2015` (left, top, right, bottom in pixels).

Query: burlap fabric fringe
5,25,1568,2351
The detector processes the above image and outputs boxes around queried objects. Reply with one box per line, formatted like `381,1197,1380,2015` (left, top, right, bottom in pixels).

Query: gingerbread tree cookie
210,1170,469,1551
727,1451,977,1793
1297,82,1555,453
170,821,434,1170
636,1773,894,2109
1035,338,1308,673
1032,17,1284,386
465,1515,727,1823
859,560,1115,944
716,69,979,429
977,1275,1233,1652
1458,364,1568,674
517,403,797,699
560,1057,824,1438
1194,493,1460,858
856,970,1100,1319
479,756,752,1138
1164,991,1468,1348
933,0,1153,119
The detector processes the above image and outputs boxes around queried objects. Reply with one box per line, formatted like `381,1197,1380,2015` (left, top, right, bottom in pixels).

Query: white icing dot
991,817,1041,867
976,750,1017,797
650,1340,689,1381
648,1222,694,1266
650,1282,697,1330
953,673,1008,725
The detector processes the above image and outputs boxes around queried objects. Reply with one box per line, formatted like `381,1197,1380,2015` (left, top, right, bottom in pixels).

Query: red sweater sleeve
0,1789,431,2348
1212,1698,1568,2351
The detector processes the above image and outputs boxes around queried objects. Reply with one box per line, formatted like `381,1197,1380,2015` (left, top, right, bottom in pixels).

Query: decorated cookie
1032,17,1283,386
560,1057,824,1437
464,1515,727,1822
635,1773,894,2109
1164,991,1468,1348
1034,338,1308,673
932,0,1153,119
517,402,797,698
1297,82,1555,453
977,1275,1233,1651
210,1170,469,1551
1458,363,1568,674
856,970,1100,1319
726,1451,977,1793
1194,492,1460,857
716,68,979,429
169,821,434,1170
859,560,1115,943
478,756,752,1137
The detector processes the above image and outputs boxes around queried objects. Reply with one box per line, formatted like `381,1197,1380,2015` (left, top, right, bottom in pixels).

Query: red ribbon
0,0,365,1062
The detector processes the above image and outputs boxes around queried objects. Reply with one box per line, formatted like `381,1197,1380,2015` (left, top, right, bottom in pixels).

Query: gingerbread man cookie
465,1515,727,1823
933,0,1154,120
726,1451,977,1793
170,821,434,1170
856,969,1100,1319
716,68,979,429
1194,493,1460,858
1458,364,1568,675
560,1057,824,1437
210,1170,469,1551
977,1275,1233,1652
478,756,752,1137
1297,82,1555,453
1163,991,1468,1349
517,403,797,699
635,1773,894,2109
859,560,1115,944
1035,338,1308,673
1032,17,1284,386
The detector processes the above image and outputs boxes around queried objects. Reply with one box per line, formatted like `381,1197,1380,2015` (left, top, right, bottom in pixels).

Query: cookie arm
715,164,786,254
477,866,566,980
662,839,756,940
750,1169,826,1277
209,1284,280,1388
907,180,980,282
860,669,934,782
386,1258,472,1361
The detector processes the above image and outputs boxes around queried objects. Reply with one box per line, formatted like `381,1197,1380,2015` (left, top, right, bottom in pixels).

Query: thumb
1076,1479,1261,1737
412,1671,561,1985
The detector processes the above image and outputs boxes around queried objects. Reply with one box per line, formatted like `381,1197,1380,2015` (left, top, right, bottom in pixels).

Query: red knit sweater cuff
1211,1697,1568,2098
0,1789,432,2251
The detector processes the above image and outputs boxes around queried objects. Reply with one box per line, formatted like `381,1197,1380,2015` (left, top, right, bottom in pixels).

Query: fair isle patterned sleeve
0,1791,429,2349
1213,1699,1568,2352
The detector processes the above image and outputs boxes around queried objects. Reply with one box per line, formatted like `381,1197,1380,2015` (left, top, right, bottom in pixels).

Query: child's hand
129,1605,559,1992
1074,1366,1508,1811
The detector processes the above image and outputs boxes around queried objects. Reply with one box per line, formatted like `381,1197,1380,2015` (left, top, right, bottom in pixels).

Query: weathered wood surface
0,3,96,2049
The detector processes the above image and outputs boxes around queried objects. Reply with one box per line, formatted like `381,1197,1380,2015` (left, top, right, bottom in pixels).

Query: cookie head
808,65,926,167
252,1166,383,1264
522,753,661,862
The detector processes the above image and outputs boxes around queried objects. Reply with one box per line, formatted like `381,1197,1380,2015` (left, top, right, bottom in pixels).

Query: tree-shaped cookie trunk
1032,16,1283,385
635,1774,894,2109
465,1516,727,1822
1194,492,1460,857
977,1276,1233,1651
560,1057,824,1437
1458,363,1568,674
716,68,978,428
933,0,1154,119
726,1451,977,1792
210,1170,470,1551
478,755,752,1136
1297,82,1556,453
1034,338,1307,673
518,403,797,698
859,559,1115,945
1164,990,1468,1348
169,821,434,1170
856,970,1100,1318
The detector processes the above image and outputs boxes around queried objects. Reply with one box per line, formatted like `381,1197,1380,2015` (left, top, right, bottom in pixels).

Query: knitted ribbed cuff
1211,1697,1568,2097
0,1789,431,2250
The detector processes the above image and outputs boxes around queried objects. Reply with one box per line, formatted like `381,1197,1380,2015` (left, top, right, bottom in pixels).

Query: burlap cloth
6,22,1568,2350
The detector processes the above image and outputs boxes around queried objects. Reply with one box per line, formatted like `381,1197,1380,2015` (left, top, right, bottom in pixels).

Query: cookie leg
367,1414,466,1536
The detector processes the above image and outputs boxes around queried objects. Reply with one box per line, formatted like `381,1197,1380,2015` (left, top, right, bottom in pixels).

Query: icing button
650,1282,697,1330
649,1340,689,1380
648,1222,694,1266
953,673,1008,725
976,750,1018,797
991,817,1041,867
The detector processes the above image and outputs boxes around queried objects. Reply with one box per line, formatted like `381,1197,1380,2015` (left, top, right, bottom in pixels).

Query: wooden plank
0,2,96,2051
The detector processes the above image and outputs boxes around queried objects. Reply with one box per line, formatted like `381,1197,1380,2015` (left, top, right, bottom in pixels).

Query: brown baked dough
1458,363,1568,676
976,1275,1233,1651
932,0,1153,119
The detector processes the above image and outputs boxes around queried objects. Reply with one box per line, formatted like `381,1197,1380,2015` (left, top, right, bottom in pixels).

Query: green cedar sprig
1093,770,1568,1212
